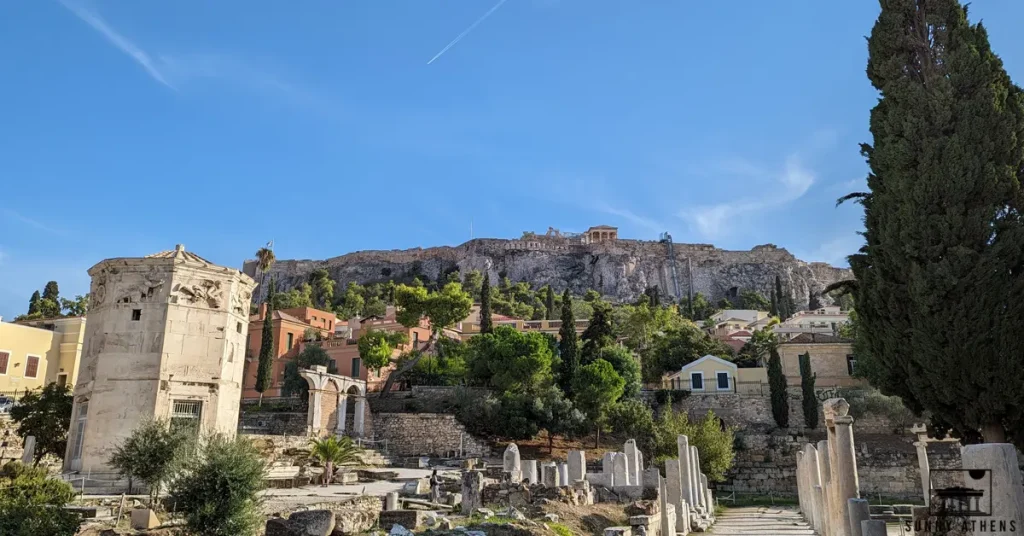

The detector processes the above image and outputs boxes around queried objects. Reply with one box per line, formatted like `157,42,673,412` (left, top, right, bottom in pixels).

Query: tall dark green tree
479,274,493,334
544,286,556,321
42,281,59,303
767,347,789,428
558,290,580,395
808,292,823,311
774,276,788,319
799,352,818,429
28,291,41,315
580,300,614,363
769,288,778,318
255,278,276,406
849,0,1024,445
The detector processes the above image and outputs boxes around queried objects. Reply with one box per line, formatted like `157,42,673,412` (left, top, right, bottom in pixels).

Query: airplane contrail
427,0,510,65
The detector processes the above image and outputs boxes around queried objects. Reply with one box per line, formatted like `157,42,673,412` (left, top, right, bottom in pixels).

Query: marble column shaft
678,435,696,508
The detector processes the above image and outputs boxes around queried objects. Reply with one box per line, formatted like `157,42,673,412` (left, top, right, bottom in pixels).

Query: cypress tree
28,290,41,315
42,281,59,303
558,290,580,396
580,301,614,363
479,274,493,334
851,0,1024,444
545,286,556,321
769,288,778,318
799,352,818,429
767,347,789,428
774,276,788,319
255,278,276,406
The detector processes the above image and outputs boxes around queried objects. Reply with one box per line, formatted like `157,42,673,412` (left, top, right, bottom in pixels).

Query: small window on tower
131,309,142,321
236,322,243,333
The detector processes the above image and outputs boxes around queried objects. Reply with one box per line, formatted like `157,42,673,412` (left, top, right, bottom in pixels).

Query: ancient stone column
558,463,569,487
698,473,709,512
612,452,629,486
659,476,675,536
914,440,930,507
353,397,366,437
847,498,870,536
336,394,348,434
603,452,615,475
542,463,560,487
816,439,832,536
679,498,690,535
461,470,483,515
307,389,323,435
503,444,522,483
812,485,825,535
385,492,399,511
522,460,539,485
804,444,822,531
797,452,807,521
961,443,1024,535
833,415,860,536
860,520,886,536
665,459,686,533
624,439,641,486
690,446,703,513
568,450,586,484
678,435,696,509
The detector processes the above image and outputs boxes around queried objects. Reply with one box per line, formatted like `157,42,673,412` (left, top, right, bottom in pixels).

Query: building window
25,355,40,378
847,354,857,376
716,372,731,391
0,351,8,375
71,403,88,462
287,333,294,350
236,322,243,334
413,331,419,348
171,400,203,434
690,372,704,391
352,358,361,378
131,309,142,321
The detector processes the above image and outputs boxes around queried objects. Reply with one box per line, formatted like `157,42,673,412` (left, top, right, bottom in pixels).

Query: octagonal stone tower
63,245,255,473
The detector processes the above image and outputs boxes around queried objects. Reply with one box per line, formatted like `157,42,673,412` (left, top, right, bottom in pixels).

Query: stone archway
299,366,367,438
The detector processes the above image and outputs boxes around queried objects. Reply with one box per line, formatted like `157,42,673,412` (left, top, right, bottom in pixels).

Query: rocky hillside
245,237,852,309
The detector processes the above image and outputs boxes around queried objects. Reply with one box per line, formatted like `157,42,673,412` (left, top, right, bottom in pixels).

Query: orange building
242,305,433,398
242,305,337,399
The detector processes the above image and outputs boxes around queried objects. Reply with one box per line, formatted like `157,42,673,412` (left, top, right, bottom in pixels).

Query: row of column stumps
497,436,717,534
798,399,1024,536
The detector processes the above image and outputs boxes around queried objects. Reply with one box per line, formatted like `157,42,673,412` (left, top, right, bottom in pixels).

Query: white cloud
59,0,174,88
595,203,666,235
59,2,336,114
2,209,67,236
681,154,816,239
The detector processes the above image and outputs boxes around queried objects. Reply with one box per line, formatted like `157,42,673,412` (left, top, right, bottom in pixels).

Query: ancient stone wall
371,413,492,458
238,411,308,435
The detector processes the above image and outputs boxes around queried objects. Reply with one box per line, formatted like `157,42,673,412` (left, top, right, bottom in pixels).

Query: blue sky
2,1,1024,320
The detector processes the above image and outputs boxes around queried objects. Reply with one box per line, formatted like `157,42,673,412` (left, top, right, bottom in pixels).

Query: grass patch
547,522,574,536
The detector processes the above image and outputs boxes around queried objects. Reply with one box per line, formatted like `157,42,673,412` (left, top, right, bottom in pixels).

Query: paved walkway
709,506,817,535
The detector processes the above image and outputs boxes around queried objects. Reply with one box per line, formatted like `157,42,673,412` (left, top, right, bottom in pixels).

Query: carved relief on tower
172,279,224,309
115,269,167,305
231,288,252,316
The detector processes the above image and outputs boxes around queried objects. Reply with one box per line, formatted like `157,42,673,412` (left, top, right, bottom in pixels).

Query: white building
773,305,850,341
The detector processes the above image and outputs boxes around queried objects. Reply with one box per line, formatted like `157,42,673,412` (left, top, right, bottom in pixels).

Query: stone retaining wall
371,413,492,458
721,431,964,500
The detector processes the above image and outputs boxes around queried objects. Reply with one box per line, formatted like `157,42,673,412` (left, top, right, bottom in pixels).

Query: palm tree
255,245,276,303
309,436,363,486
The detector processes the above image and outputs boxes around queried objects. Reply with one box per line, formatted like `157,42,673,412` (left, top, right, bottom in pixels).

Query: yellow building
662,354,768,395
0,317,86,394
779,332,863,388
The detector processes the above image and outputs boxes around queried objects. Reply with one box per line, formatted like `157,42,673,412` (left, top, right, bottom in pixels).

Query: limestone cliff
245,238,852,310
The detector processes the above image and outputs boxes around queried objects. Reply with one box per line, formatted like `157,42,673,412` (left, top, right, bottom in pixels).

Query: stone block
333,471,359,485
558,463,570,487
503,444,521,482
130,508,160,530
461,470,484,515
523,460,539,484
385,492,399,511
568,450,586,483
287,510,335,536
379,510,427,531
604,527,632,536
401,478,430,495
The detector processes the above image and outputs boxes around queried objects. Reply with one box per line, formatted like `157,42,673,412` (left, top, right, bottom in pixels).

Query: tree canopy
851,0,1024,444
466,326,554,394
10,383,73,465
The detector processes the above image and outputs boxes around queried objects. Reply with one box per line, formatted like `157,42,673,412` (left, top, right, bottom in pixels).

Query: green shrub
654,408,735,482
841,387,917,433
109,419,191,505
169,435,267,536
0,462,81,536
